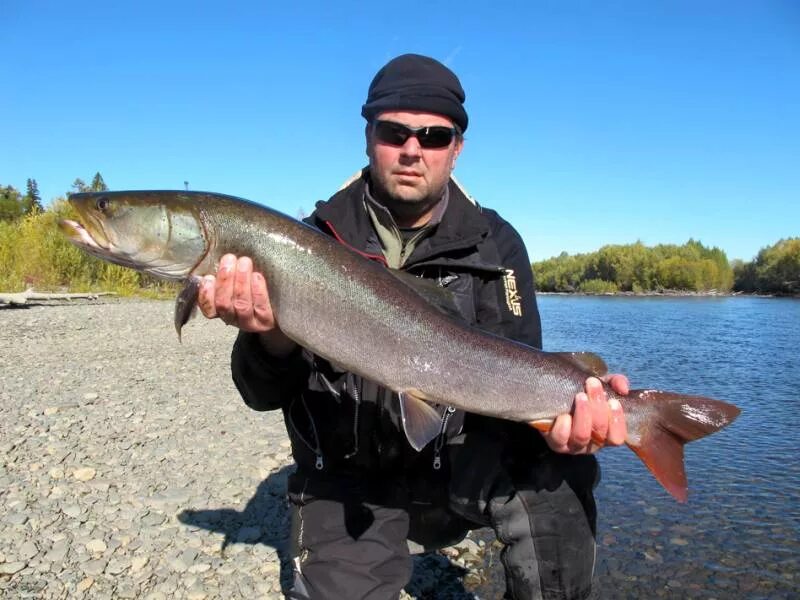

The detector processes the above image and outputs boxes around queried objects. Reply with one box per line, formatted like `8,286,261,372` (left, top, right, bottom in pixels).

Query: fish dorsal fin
399,390,442,451
389,270,461,319
554,352,609,378
174,277,201,341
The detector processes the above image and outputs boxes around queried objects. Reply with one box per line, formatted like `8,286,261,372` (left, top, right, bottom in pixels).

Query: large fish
60,190,740,502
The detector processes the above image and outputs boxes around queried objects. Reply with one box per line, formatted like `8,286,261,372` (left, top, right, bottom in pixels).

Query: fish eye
96,197,110,212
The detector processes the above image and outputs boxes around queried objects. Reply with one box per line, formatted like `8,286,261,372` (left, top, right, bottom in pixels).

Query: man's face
366,110,463,227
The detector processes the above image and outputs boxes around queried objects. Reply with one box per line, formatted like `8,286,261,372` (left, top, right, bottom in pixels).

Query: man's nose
399,135,423,156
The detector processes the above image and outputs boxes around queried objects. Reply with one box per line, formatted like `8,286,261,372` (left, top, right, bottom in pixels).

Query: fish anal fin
554,352,609,378
174,277,201,342
624,389,741,503
399,389,442,452
530,419,606,447
529,418,554,433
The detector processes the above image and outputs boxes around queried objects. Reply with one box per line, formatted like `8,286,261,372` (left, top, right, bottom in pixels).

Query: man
199,54,628,600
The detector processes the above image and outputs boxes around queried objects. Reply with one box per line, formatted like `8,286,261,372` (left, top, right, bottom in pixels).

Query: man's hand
197,254,297,356
536,375,628,454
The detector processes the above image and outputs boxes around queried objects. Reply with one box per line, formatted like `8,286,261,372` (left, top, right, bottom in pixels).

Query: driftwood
0,288,116,306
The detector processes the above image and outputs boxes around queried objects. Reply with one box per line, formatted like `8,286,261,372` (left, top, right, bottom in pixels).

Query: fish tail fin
624,389,740,502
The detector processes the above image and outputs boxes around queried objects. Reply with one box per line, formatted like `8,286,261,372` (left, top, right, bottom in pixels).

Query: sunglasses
372,120,459,149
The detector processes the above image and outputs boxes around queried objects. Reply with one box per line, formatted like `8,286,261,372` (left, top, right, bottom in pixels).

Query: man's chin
388,183,427,202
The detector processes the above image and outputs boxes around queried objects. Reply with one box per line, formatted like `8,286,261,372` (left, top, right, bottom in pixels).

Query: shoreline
537,290,794,298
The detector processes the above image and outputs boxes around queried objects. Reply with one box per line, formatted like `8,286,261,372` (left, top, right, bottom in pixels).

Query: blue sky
2,1,798,261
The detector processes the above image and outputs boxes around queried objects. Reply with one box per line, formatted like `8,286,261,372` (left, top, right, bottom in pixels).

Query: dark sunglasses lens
374,121,410,145
417,127,454,148
373,122,455,148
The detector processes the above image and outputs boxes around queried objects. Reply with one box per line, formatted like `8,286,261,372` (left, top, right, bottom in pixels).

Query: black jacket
231,173,542,476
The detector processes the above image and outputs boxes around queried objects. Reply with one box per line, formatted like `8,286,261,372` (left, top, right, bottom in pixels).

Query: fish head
59,191,209,280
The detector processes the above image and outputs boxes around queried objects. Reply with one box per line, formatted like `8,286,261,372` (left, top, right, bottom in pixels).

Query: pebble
85,539,107,554
82,559,107,576
73,467,97,482
0,561,27,575
670,538,690,546
131,555,149,572
116,582,138,598
19,541,39,560
62,504,82,518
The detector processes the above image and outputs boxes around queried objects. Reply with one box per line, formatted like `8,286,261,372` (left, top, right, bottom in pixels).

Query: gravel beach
0,299,502,599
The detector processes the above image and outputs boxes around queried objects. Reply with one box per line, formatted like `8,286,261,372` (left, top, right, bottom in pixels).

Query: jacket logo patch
503,269,523,317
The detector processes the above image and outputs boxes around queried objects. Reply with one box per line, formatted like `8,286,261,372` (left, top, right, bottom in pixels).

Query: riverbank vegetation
731,238,800,295
532,239,799,296
2,175,797,297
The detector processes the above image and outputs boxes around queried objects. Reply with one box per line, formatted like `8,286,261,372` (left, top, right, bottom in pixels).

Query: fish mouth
59,219,105,250
59,218,147,271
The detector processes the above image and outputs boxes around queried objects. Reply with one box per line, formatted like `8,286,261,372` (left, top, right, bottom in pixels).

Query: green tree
70,173,108,195
24,178,43,214
532,239,734,293
0,185,24,221
71,178,89,193
90,172,108,192
737,238,800,294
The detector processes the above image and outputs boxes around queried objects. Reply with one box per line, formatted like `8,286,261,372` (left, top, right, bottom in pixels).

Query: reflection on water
538,296,800,599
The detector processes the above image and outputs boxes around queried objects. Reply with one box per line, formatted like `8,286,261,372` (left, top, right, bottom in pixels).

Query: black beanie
361,54,468,133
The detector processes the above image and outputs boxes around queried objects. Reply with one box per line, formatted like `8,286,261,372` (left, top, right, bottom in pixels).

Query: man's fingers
233,257,255,326
569,392,592,450
606,398,627,446
547,414,572,451
586,377,609,443
251,272,272,326
214,254,237,320
198,276,218,319
604,373,630,396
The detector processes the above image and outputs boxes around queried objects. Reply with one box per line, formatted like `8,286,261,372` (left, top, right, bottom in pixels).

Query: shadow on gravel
178,465,296,592
178,465,489,599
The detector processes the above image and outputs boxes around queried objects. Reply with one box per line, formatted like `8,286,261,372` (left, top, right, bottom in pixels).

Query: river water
536,295,800,599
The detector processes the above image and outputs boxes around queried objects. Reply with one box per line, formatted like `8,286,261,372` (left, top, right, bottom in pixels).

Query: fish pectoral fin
553,352,609,378
174,277,202,342
399,390,442,452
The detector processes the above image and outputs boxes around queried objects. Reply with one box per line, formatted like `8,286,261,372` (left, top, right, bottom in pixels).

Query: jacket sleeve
230,331,308,411
477,213,543,349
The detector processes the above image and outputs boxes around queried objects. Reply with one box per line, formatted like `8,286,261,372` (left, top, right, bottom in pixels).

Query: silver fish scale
200,198,592,423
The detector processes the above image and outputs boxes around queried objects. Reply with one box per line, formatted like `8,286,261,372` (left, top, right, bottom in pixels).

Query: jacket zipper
342,373,360,460
432,406,456,470
288,395,324,470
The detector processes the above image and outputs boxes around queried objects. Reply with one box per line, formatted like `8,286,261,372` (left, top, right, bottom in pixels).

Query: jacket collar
312,168,490,265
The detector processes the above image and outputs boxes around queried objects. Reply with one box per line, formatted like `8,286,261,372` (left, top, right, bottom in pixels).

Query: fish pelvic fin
174,277,201,342
625,389,741,502
399,390,443,452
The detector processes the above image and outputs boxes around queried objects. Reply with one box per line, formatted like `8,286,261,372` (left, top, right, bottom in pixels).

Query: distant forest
532,239,800,296
1,174,798,296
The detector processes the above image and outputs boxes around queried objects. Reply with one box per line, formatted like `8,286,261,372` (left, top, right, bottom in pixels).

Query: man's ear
364,123,372,158
452,137,464,167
